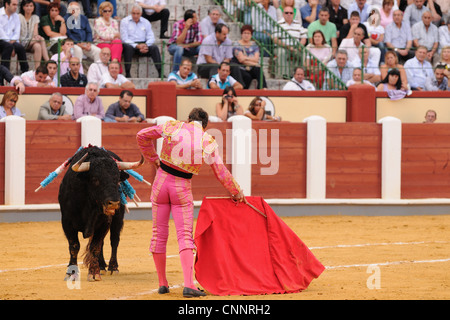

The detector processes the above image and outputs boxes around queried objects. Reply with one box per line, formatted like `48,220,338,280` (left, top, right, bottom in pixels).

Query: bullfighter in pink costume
136,108,245,298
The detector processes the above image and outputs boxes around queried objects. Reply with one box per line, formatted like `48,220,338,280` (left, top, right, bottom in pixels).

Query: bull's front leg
64,232,80,281
108,208,124,274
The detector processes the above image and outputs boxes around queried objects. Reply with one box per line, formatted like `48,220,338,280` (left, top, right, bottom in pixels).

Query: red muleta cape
194,196,325,296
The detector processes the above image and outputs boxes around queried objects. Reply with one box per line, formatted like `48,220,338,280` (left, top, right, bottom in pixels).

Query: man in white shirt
403,0,430,27
120,4,162,78
136,0,170,39
283,66,316,90
199,7,225,37
0,0,29,73
100,61,136,89
347,0,370,23
404,46,434,91
87,47,111,84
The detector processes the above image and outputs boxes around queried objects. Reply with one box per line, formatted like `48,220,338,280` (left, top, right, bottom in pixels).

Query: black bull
58,146,144,282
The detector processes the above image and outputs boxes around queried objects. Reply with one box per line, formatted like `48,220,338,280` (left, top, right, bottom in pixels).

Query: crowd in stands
0,0,449,121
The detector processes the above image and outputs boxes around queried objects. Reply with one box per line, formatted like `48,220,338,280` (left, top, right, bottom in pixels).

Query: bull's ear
72,153,90,172
116,155,145,170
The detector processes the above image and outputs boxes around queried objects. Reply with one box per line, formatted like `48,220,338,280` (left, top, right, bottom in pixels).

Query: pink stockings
150,169,196,289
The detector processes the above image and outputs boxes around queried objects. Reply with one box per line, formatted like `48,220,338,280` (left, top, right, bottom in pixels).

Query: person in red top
136,107,245,298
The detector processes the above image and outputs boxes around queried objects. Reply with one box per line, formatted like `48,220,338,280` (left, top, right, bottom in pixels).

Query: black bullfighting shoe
183,287,206,298
158,286,170,294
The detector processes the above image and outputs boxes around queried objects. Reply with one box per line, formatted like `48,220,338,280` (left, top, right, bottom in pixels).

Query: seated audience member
64,2,101,66
380,50,408,90
379,0,395,29
167,58,203,89
37,92,72,120
232,25,267,89
45,60,59,87
67,0,95,18
208,62,244,90
403,0,430,27
72,82,104,120
100,61,135,89
364,7,386,63
338,27,368,65
137,0,170,39
97,0,117,18
21,65,56,87
34,0,67,18
347,0,370,23
251,0,277,56
438,19,450,56
215,86,244,121
60,57,88,87
276,0,302,24
306,30,333,65
282,66,316,90
38,2,67,54
328,0,348,37
412,11,439,63
200,7,225,37
87,47,111,84
245,96,281,121
346,67,374,87
424,64,449,91
423,109,437,123
168,9,203,72
300,0,322,29
307,7,338,57
0,0,29,73
338,11,370,46
384,10,414,64
436,46,450,78
0,65,25,94
120,4,162,78
0,90,22,119
376,68,409,100
197,23,243,87
325,49,355,89
105,90,145,123
404,46,434,91
358,47,381,84
50,38,84,77
93,1,122,70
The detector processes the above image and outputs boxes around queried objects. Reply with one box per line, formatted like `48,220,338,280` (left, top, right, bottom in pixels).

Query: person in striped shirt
167,57,203,89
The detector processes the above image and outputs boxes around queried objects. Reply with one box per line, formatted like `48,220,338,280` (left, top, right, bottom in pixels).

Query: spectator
45,59,59,87
328,0,348,38
412,11,439,63
325,49,355,89
232,25,267,89
67,0,95,19
347,0,370,22
120,4,162,78
301,0,322,28
379,0,395,29
87,47,110,84
276,0,302,24
339,27,368,65
0,0,29,73
137,0,170,39
282,66,316,90
100,61,135,89
64,2,100,67
404,46,434,91
215,86,244,121
60,57,88,87
33,0,67,18
167,57,203,89
424,64,449,91
105,90,145,123
338,11,370,46
384,10,414,63
380,50,408,90
357,46,381,84
93,1,122,71
38,2,67,55
346,67,374,86
21,64,56,87
423,109,437,123
245,96,281,121
50,38,85,77
252,0,277,55
200,7,225,37
306,29,333,65
436,46,450,78
19,0,49,67
37,92,72,120
0,65,26,94
307,7,338,57
208,61,244,90
72,82,104,120
376,67,403,91
438,18,449,55
403,0,429,27
197,23,244,86
0,90,22,119
364,7,386,63
168,9,203,72
97,0,117,18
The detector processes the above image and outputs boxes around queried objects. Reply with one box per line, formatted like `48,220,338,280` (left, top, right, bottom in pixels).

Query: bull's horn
71,153,90,172
116,155,145,170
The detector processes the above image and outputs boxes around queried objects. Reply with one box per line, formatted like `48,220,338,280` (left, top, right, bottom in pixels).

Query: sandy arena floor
0,214,449,301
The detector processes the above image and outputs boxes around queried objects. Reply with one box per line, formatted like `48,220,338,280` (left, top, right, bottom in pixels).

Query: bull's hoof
109,270,119,276
87,273,102,282
64,265,80,281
